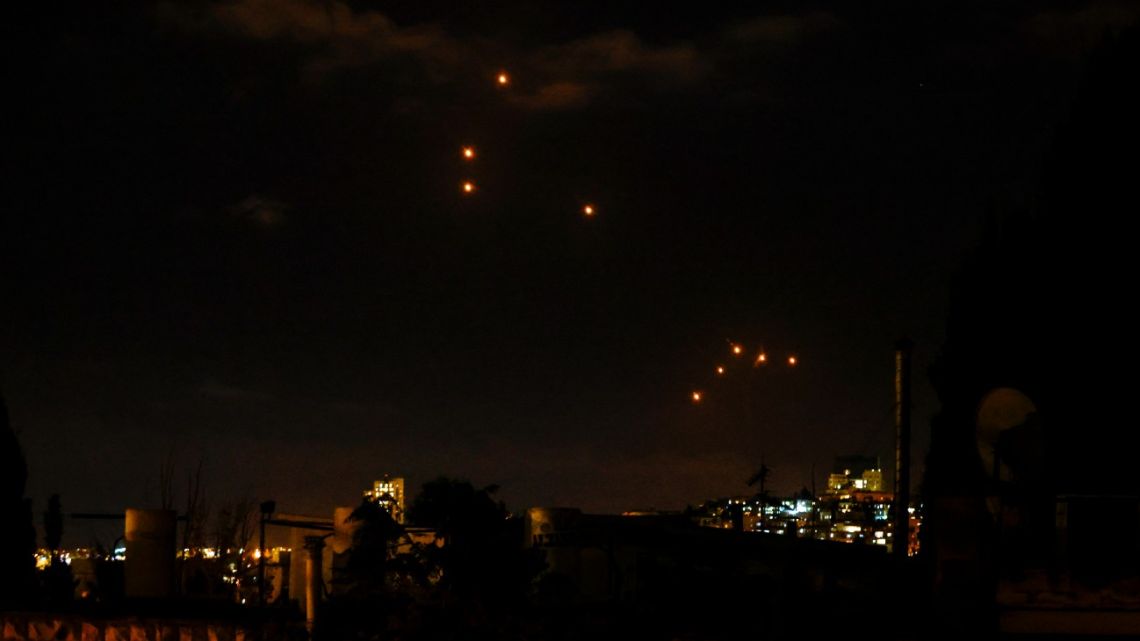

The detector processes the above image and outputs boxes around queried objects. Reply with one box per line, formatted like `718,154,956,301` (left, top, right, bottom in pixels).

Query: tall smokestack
894,339,913,558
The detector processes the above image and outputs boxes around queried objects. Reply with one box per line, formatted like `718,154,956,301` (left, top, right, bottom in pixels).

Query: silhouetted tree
43,494,73,604
321,500,410,640
346,501,393,589
212,498,257,553
159,448,176,511
408,477,543,607
192,498,257,598
182,456,208,550
45,494,63,553
0,393,36,606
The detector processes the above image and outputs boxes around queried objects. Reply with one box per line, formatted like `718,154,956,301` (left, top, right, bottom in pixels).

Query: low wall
1,613,264,641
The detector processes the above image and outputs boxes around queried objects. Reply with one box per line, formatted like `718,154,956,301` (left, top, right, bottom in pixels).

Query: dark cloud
726,11,842,45
155,1,839,111
508,29,710,108
158,0,467,81
150,0,1140,119
1021,1,1140,57
531,30,708,80
228,195,287,227
508,81,593,111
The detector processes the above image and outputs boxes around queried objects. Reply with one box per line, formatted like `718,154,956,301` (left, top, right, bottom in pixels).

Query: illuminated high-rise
363,475,406,523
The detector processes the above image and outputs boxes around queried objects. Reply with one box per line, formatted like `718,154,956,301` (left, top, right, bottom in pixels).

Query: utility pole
893,339,913,559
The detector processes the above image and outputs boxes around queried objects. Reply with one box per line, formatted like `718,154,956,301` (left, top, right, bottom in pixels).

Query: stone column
302,536,326,636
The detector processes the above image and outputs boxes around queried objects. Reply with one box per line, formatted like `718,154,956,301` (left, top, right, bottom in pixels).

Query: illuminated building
363,476,406,523
826,455,883,493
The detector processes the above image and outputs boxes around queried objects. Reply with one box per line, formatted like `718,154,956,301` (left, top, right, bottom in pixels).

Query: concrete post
302,536,325,635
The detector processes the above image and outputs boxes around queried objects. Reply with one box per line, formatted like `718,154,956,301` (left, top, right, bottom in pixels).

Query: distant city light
755,352,767,365
497,72,510,86
731,344,743,356
787,355,797,366
462,146,475,160
462,181,476,194
691,391,702,403
583,204,595,217
715,365,725,376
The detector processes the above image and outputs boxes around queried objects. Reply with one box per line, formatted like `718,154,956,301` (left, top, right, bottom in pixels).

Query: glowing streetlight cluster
454,71,595,219
690,340,799,403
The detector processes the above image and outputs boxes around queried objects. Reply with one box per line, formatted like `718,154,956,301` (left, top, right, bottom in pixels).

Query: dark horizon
5,1,1139,542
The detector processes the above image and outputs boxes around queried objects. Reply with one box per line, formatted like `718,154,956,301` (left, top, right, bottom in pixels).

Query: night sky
5,1,1137,542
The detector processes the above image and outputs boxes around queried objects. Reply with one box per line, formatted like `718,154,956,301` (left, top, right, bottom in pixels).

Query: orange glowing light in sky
731,344,743,356
755,352,767,365
497,72,510,86
715,365,725,376
691,391,703,403
462,181,476,193
583,204,595,216
462,147,475,160
788,355,797,366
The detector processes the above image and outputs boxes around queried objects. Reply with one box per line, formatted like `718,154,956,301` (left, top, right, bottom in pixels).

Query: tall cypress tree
0,393,36,605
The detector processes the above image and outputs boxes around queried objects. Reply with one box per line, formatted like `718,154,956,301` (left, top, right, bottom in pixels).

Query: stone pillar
303,536,326,636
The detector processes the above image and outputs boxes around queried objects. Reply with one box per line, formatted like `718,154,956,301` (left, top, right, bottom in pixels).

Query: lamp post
258,499,276,606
